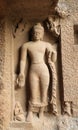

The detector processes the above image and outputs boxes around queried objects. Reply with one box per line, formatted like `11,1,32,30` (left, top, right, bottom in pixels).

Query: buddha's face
33,28,44,41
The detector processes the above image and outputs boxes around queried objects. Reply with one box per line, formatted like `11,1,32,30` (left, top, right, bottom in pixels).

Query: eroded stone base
8,115,78,130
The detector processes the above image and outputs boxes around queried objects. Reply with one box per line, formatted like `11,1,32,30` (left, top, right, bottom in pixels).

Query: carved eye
35,32,40,35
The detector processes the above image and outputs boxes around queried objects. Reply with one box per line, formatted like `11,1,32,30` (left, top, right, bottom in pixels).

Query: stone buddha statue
18,23,57,121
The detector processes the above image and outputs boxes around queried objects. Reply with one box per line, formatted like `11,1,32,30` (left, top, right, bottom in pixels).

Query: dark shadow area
25,52,31,111
47,62,53,113
28,26,35,41
57,35,64,114
74,25,78,45
15,47,21,74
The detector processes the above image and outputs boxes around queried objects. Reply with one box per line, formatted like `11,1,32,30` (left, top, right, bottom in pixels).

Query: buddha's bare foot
26,111,33,122
39,107,44,120
39,111,44,120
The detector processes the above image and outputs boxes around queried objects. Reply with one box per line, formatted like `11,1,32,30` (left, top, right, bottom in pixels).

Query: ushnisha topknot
33,23,44,32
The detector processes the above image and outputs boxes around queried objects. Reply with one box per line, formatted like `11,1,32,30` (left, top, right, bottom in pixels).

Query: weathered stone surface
0,0,78,130
60,0,78,116
8,116,78,130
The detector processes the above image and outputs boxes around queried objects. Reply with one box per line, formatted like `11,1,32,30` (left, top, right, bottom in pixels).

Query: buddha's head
32,23,44,41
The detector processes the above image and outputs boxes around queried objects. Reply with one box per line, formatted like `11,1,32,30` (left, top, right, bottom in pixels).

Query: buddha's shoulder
43,41,52,47
22,41,32,48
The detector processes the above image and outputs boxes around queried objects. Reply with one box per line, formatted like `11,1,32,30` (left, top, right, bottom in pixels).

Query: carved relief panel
12,18,61,122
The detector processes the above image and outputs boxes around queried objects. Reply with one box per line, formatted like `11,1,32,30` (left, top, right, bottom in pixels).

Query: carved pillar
60,17,78,116
0,18,13,130
0,18,5,130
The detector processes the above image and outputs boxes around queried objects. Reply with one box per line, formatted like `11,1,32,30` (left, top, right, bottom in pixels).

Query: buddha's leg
41,74,49,104
39,74,49,118
29,72,39,104
27,72,39,122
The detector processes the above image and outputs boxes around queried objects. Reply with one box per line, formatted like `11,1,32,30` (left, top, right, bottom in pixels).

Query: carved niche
13,19,60,122
12,3,72,124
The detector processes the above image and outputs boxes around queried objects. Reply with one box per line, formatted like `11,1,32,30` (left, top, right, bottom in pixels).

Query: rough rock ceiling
0,0,58,19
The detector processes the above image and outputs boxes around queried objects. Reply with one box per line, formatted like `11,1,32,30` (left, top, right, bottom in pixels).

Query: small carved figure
14,102,25,121
18,23,57,121
46,16,60,37
64,102,71,116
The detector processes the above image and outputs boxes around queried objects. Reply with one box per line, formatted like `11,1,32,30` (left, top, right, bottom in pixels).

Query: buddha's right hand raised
17,73,25,88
